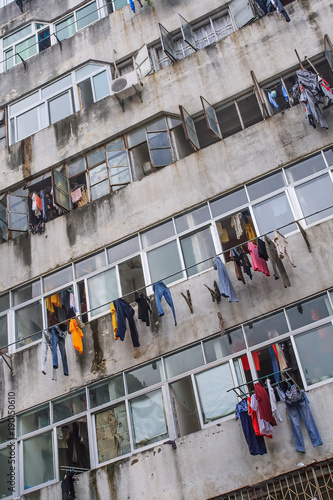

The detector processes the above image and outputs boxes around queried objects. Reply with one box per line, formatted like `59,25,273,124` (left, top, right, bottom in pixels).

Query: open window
0,195,8,243
134,45,153,79
228,0,255,29
52,168,72,212
158,23,178,63
251,70,270,119
324,34,333,72
179,106,200,152
0,109,6,150
178,14,197,51
200,96,222,139
7,193,29,235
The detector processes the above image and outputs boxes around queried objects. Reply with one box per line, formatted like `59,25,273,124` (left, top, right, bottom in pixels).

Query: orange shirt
69,319,84,354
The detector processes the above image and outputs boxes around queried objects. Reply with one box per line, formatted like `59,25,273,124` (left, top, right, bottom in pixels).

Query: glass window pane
285,153,327,183
0,447,15,498
118,256,145,303
17,404,49,436
247,172,285,200
49,92,72,124
57,418,90,472
252,192,296,236
295,324,333,385
127,128,146,148
44,266,73,293
89,375,125,408
16,107,39,141
149,148,174,167
56,15,76,41
68,157,86,176
237,93,262,128
324,147,333,167
210,189,247,217
170,376,201,437
0,418,13,444
130,389,168,448
87,149,106,167
91,180,110,200
10,92,40,116
141,220,175,248
295,174,333,225
23,432,54,489
96,403,130,462
75,64,104,81
78,79,94,108
147,131,170,149
216,102,242,138
126,360,163,394
181,227,215,277
109,166,130,187
244,311,289,347
107,149,128,169
107,236,140,263
0,316,7,350
15,302,42,347
0,293,10,313
93,71,109,101
287,294,333,330
53,389,86,423
5,48,13,71
165,345,203,378
75,252,106,278
42,75,73,99
216,209,255,257
87,268,118,317
13,280,41,306
147,241,183,285
204,328,246,362
146,118,167,132
3,25,32,48
114,0,128,9
195,364,237,423
15,35,37,64
77,1,99,30
175,205,210,233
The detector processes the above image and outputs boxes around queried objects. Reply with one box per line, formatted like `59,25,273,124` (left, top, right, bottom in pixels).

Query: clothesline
0,203,332,351
227,368,297,397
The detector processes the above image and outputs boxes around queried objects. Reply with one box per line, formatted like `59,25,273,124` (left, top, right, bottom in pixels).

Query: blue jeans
286,396,322,452
154,281,177,326
115,299,140,348
52,327,69,376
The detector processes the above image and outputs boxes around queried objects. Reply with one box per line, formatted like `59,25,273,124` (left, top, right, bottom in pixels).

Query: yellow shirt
46,297,54,313
51,293,62,308
69,319,84,354
245,223,256,241
110,302,118,340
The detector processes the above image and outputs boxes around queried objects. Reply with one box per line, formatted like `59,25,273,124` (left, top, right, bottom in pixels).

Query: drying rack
227,368,298,398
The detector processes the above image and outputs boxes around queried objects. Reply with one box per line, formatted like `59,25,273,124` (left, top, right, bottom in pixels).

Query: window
2,23,51,71
55,1,99,41
9,64,111,144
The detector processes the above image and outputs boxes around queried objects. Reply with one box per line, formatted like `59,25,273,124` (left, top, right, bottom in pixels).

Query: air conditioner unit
110,71,143,100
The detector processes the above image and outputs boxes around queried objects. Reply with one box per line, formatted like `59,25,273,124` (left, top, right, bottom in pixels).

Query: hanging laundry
285,387,322,452
269,345,280,382
61,470,76,500
238,247,253,280
249,394,274,437
245,223,256,241
137,0,143,6
135,291,151,326
257,238,269,261
78,189,89,208
291,69,328,129
110,302,118,340
153,281,177,326
266,379,283,422
318,75,333,106
267,90,279,109
114,298,140,347
204,282,221,303
51,293,62,308
267,0,290,22
230,249,245,284
231,213,244,239
69,292,76,313
69,319,84,354
281,84,289,102
273,230,296,267
235,399,267,455
264,235,291,287
129,0,135,12
71,187,82,204
254,383,277,427
46,296,55,314
241,352,260,371
52,326,69,376
247,241,270,277
217,312,232,344
213,256,238,302
41,330,57,381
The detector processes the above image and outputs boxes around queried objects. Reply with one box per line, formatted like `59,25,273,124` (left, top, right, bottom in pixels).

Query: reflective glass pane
109,166,130,187
130,389,168,448
107,236,140,264
89,375,125,408
118,256,145,303
165,345,203,378
96,404,130,462
252,192,296,236
204,328,246,362
53,389,86,422
10,92,40,116
5,48,13,71
106,137,125,151
127,127,146,148
147,241,183,285
0,418,12,444
57,417,90,473
285,153,326,183
53,169,71,212
114,0,128,9
75,64,105,81
23,432,54,489
8,211,28,231
15,35,37,64
16,107,39,141
0,293,9,313
147,131,170,149
247,171,285,200
324,147,333,167
17,404,49,436
87,148,105,167
42,75,73,99
107,149,128,168
180,227,215,277
13,280,41,305
175,205,210,233
68,157,86,176
195,363,237,423
3,25,32,48
210,189,248,217
93,71,109,101
77,1,99,30
295,324,333,385
237,93,262,128
0,447,14,498
149,148,174,167
75,252,106,278
87,268,118,317
55,15,76,41
78,79,94,108
244,311,289,347
146,118,167,132
126,360,163,394
141,220,175,248
15,302,42,347
90,163,108,184
0,316,7,350
91,180,110,200
295,174,333,225
170,377,201,437
44,267,73,293
216,102,242,138
287,294,333,331
49,92,72,124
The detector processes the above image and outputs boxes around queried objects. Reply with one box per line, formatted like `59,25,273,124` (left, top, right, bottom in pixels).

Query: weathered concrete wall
18,383,333,500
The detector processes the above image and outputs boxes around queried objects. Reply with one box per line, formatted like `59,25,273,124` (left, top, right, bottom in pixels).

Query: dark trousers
239,412,267,455
52,327,69,376
115,299,140,347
